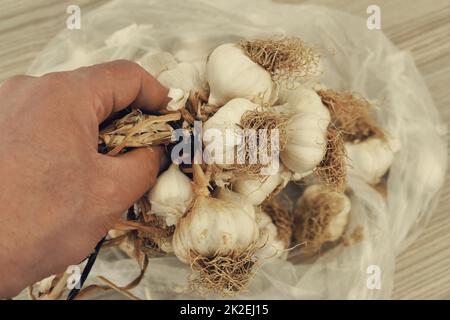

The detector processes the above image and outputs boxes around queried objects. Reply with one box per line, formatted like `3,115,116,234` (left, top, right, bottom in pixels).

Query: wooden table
0,0,449,299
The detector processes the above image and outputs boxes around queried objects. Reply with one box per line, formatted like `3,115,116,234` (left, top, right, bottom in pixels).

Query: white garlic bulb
214,187,255,219
345,137,398,184
172,191,259,264
255,210,287,260
206,43,278,106
203,98,258,167
280,109,330,176
278,86,330,120
231,165,291,206
148,164,194,226
294,185,351,250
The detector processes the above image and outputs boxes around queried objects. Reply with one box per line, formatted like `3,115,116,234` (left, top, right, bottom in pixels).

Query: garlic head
206,43,278,106
172,196,259,263
148,164,193,226
345,137,396,184
280,110,330,175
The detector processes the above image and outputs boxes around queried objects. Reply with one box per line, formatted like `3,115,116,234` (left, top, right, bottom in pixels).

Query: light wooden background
0,0,448,299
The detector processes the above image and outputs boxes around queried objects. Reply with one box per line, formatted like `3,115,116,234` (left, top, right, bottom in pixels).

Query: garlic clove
206,43,278,106
345,137,396,184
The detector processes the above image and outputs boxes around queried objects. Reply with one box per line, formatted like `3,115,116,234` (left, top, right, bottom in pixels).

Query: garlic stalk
231,165,291,206
147,164,194,226
206,43,278,106
294,185,351,252
203,98,258,168
345,137,399,184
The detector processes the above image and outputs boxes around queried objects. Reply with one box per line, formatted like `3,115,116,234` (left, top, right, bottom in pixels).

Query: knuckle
38,72,70,87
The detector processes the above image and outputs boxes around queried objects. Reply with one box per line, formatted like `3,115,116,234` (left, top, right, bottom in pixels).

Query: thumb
101,147,166,215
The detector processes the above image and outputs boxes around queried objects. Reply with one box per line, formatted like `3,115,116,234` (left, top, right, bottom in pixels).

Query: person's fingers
100,147,166,215
71,60,171,123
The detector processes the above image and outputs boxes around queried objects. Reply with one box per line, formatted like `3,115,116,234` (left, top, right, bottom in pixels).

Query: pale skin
0,60,170,298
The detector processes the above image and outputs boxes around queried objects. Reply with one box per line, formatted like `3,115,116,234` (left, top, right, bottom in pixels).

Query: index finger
72,60,171,123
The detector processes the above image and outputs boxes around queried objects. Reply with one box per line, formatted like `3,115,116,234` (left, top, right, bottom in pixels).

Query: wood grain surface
0,0,448,299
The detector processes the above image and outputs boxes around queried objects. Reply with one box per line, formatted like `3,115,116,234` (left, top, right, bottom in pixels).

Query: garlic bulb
148,164,193,226
172,165,259,264
206,43,278,106
345,137,398,184
294,185,351,251
280,110,330,176
231,165,291,206
278,86,330,120
203,98,258,167
255,210,287,260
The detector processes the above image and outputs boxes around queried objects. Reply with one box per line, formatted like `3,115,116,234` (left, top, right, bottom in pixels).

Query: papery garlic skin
148,164,193,226
280,111,330,176
207,43,278,106
255,210,287,260
137,51,178,77
203,98,258,167
172,196,259,263
231,166,291,206
345,137,397,184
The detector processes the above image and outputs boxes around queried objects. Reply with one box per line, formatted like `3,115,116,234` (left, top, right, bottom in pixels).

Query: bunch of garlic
147,164,194,227
294,185,351,252
206,43,278,106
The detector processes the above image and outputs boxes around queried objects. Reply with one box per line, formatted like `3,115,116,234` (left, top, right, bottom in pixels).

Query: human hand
0,60,169,298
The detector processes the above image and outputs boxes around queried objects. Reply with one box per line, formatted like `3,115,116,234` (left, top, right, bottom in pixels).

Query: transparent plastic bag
26,0,447,299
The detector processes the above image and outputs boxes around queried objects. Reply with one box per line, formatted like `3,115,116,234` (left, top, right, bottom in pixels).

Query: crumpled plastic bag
25,0,447,299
